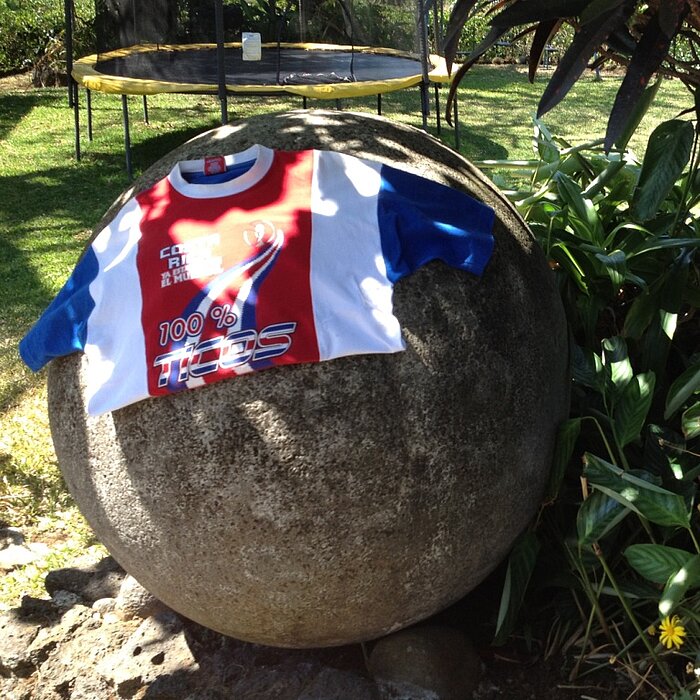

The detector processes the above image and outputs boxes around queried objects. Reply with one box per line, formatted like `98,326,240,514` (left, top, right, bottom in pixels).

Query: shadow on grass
0,92,41,142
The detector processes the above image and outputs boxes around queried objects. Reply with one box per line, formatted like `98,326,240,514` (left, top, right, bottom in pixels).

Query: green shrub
481,106,700,697
0,0,94,75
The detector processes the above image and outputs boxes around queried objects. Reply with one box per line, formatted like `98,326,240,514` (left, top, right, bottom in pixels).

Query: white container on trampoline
242,33,262,61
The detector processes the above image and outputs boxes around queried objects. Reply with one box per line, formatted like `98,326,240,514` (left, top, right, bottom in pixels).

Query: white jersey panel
310,150,404,362
84,198,149,414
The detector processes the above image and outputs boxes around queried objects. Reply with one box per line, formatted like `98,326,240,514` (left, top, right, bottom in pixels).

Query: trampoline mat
95,47,425,86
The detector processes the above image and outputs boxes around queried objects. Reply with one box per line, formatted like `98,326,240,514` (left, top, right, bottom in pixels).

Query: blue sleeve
377,164,495,283
19,248,99,371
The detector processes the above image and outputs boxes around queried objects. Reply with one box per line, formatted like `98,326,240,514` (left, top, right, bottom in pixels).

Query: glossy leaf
580,0,626,25
528,19,561,83
538,3,634,117
622,291,657,340
445,24,509,122
625,544,694,584
602,336,633,395
494,530,540,644
640,254,690,378
577,489,630,546
632,119,694,221
584,453,690,528
682,402,700,440
665,360,700,419
492,0,590,28
595,250,626,288
546,418,582,502
659,555,700,617
606,1,688,150
443,0,481,71
615,372,656,447
628,236,700,257
571,344,604,391
614,78,662,151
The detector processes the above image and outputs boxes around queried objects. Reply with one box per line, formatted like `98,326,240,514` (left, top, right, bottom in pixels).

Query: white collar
167,144,275,199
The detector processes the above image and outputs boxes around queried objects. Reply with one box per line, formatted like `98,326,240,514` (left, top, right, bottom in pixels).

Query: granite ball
47,110,569,647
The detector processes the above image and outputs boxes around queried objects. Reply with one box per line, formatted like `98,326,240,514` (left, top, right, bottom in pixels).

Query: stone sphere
48,110,568,647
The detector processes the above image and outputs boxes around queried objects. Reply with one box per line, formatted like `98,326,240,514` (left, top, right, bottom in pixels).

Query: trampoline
65,0,459,176
73,43,453,98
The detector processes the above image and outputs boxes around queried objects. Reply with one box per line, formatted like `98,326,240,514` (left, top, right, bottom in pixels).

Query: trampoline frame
65,0,460,178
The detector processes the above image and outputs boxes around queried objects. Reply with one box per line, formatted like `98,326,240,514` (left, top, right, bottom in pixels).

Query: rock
0,528,25,549
50,590,81,609
98,611,198,698
18,596,58,621
27,603,139,700
368,626,481,700
44,555,125,603
298,666,380,699
0,542,49,572
0,613,41,677
25,605,92,668
115,575,167,621
47,110,569,646
92,597,117,615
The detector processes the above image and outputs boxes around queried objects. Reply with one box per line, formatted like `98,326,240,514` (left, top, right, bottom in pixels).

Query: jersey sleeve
376,164,495,283
19,248,99,371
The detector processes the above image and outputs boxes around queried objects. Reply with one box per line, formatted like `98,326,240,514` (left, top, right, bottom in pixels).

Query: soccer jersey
20,145,495,415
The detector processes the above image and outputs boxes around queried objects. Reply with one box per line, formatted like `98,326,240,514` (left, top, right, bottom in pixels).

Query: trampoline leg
122,95,133,180
335,99,342,110
419,84,429,131
377,94,382,116
73,81,81,162
434,85,441,135
303,96,307,109
86,88,93,142
143,95,149,125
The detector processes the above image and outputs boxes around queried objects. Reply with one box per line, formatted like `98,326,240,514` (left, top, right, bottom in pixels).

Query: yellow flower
658,615,686,650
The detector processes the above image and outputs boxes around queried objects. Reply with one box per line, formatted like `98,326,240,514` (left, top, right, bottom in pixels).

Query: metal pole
214,0,228,124
64,0,74,107
418,0,430,131
86,88,93,141
434,85,441,134
73,80,81,161
142,95,149,124
122,95,133,180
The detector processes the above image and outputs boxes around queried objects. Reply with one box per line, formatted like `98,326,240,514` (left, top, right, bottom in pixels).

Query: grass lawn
0,64,692,604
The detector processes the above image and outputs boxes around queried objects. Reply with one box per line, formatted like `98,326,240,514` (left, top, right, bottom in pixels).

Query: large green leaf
632,119,694,221
571,344,604,391
577,489,630,545
494,530,540,644
614,77,663,151
659,555,700,617
584,453,690,528
443,0,481,71
493,0,592,26
665,360,700,419
624,544,694,584
682,402,700,440
628,236,700,257
595,249,626,288
546,418,582,502
622,292,657,340
614,372,656,447
605,2,688,150
602,336,633,398
528,18,562,83
538,2,634,117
